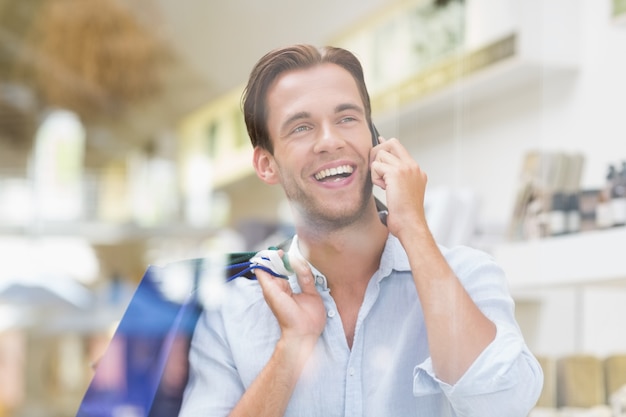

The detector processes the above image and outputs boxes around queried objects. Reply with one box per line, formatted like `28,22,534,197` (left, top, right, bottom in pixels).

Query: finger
256,267,290,301
255,268,274,295
375,148,402,167
369,134,390,162
370,160,387,189
371,148,401,182
381,137,414,161
290,256,316,295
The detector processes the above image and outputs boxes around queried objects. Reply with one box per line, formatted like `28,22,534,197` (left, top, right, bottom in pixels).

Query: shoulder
440,244,511,298
384,236,497,275
439,244,499,275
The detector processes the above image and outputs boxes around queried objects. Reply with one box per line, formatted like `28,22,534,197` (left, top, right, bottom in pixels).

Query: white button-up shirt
180,234,543,416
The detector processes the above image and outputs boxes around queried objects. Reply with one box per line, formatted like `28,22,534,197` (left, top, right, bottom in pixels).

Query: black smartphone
370,122,388,225
370,123,380,147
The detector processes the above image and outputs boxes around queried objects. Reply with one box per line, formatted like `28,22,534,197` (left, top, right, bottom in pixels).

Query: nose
313,124,345,153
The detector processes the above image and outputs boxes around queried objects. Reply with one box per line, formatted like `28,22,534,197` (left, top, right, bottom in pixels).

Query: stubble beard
285,171,374,233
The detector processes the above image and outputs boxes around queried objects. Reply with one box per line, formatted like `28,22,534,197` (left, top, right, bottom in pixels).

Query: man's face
255,63,374,228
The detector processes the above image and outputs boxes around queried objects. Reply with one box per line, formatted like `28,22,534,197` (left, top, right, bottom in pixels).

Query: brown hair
242,44,372,154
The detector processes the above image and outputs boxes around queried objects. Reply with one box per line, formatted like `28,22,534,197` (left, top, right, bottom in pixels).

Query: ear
253,147,280,185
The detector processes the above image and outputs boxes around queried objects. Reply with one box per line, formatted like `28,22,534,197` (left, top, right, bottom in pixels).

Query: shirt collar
287,235,328,291
376,233,411,281
286,233,411,290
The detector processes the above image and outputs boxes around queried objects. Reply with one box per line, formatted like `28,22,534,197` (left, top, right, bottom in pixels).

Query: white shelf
373,0,580,134
492,227,626,291
0,222,216,244
374,41,571,134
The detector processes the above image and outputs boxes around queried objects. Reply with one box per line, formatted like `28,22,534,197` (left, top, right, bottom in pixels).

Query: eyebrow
335,103,364,115
281,111,311,133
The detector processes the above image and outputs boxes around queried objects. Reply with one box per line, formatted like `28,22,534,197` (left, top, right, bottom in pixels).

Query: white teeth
315,165,354,181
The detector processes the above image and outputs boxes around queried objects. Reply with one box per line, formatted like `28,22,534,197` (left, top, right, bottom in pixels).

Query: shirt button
315,276,325,285
327,310,336,318
348,367,355,376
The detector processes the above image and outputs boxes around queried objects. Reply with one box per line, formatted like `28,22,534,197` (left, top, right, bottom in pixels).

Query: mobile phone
370,122,380,147
370,122,388,225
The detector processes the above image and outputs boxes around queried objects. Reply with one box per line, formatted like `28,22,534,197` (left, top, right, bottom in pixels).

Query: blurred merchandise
509,151,585,240
77,258,206,417
127,139,179,228
0,331,26,416
611,385,626,417
579,189,602,232
606,355,626,417
424,186,480,248
509,153,626,241
530,354,626,417
557,355,606,408
98,160,132,224
605,162,626,228
32,110,86,222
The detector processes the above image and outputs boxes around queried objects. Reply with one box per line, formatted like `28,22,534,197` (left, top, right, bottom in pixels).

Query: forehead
266,63,364,117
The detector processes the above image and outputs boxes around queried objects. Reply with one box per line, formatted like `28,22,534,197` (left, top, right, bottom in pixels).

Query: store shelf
492,227,626,291
374,37,555,132
0,221,216,244
374,0,580,134
377,42,578,134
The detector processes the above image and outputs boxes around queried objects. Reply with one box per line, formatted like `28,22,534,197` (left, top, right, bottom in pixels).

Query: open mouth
314,165,354,182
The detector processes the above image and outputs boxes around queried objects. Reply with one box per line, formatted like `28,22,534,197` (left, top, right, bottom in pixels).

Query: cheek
276,160,300,182
275,143,309,168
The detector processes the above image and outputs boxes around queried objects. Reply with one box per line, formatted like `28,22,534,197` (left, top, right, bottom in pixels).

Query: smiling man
179,45,543,417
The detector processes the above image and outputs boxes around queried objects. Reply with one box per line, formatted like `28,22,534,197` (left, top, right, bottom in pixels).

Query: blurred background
1,0,626,416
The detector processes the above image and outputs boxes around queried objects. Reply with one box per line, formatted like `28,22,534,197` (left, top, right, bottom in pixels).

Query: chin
318,200,370,226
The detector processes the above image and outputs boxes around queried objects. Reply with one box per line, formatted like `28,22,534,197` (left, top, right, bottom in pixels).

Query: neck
294,200,389,286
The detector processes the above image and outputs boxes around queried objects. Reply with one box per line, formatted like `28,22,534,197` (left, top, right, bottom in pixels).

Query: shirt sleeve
412,247,544,417
178,306,244,417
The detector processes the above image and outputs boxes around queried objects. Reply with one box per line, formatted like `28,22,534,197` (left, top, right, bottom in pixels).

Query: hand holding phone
369,125,429,236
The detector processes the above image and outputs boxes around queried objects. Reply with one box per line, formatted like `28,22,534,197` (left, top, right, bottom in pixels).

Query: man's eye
340,116,356,123
293,125,310,133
